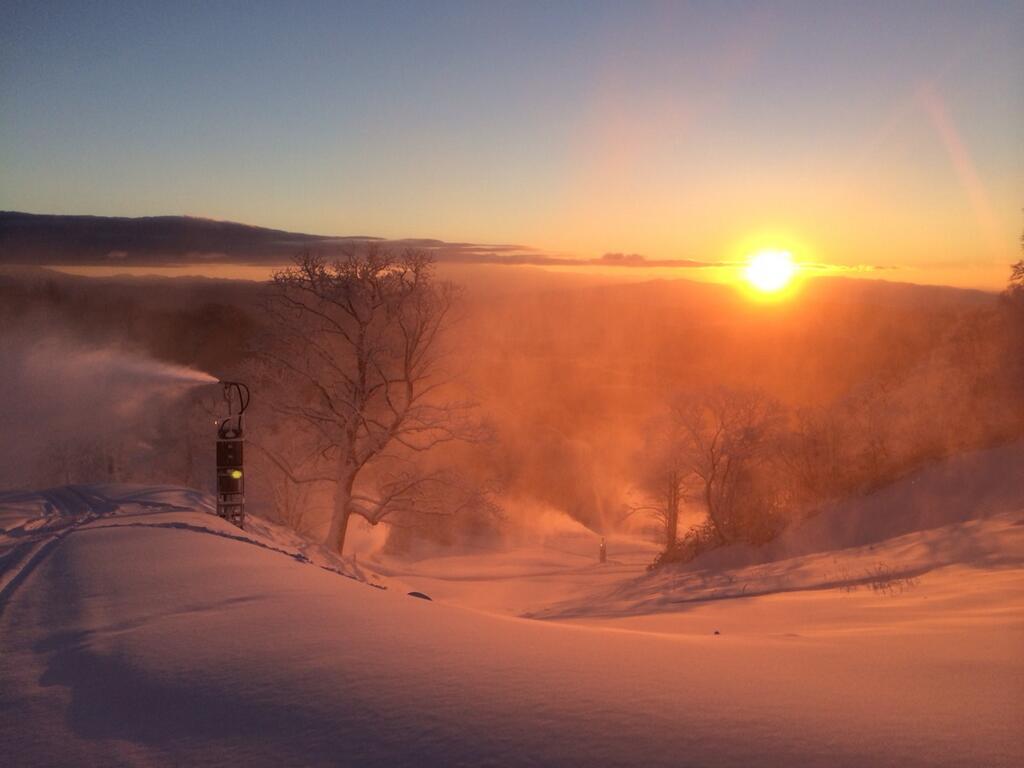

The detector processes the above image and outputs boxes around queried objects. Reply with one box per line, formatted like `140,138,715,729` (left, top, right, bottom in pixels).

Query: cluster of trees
633,256,1024,566
634,388,784,563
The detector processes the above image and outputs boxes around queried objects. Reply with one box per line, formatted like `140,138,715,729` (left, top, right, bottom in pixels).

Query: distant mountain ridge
0,211,710,270
0,211,558,268
0,213,1004,303
0,211,379,265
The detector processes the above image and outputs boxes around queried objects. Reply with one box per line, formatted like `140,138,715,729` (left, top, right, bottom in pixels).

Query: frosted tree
258,248,477,554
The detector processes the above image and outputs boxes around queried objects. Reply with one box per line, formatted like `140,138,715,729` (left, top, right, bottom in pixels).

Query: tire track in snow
0,498,206,615
0,484,387,619
0,485,107,616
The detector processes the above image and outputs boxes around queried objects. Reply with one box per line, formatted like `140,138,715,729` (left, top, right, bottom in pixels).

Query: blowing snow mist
0,335,218,489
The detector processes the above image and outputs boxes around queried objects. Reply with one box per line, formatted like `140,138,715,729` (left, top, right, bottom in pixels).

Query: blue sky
1,1,1021,286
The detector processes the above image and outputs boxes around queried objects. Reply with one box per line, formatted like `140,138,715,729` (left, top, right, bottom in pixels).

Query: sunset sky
1,1,1021,288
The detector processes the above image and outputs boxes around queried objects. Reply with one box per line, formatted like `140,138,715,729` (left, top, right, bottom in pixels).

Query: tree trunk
704,480,728,544
329,504,352,556
327,464,357,555
665,480,679,551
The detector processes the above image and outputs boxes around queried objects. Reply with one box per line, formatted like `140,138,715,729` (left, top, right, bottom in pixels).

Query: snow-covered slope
525,442,1024,620
693,440,1024,570
1,473,1021,767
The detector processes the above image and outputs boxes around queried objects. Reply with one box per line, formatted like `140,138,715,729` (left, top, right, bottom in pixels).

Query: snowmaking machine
216,380,250,529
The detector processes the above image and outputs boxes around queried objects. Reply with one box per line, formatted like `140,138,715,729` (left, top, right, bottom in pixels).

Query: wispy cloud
418,244,719,269
421,244,895,273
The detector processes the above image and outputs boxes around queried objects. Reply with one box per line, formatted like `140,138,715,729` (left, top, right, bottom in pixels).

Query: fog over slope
1,259,1019,557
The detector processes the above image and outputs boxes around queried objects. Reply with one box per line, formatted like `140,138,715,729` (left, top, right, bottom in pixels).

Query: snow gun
216,380,250,529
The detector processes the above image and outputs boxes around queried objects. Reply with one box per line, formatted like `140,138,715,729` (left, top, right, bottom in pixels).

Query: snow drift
1,462,1021,766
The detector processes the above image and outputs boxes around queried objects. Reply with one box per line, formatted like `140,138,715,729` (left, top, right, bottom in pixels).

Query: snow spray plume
0,334,217,488
62,347,217,386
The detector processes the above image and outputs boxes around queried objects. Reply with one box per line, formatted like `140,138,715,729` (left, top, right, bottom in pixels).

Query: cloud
418,245,895,273
798,262,899,273
423,243,718,269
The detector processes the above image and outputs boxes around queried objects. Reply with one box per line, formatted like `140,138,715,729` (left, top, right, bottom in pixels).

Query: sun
744,249,798,293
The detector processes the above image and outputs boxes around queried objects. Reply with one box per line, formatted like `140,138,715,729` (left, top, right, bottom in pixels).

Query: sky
1,1,1021,288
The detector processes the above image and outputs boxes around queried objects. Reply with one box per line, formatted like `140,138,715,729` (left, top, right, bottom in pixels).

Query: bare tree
780,405,848,503
1009,259,1024,297
630,417,691,553
670,387,782,545
257,248,476,554
1004,255,1024,387
632,387,783,561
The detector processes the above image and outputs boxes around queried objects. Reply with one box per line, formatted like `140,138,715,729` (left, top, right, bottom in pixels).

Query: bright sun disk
744,249,797,293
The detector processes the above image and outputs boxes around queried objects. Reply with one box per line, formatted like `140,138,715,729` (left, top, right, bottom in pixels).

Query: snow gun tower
216,380,250,529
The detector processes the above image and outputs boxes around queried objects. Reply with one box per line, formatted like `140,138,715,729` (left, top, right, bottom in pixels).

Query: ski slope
1,449,1022,766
